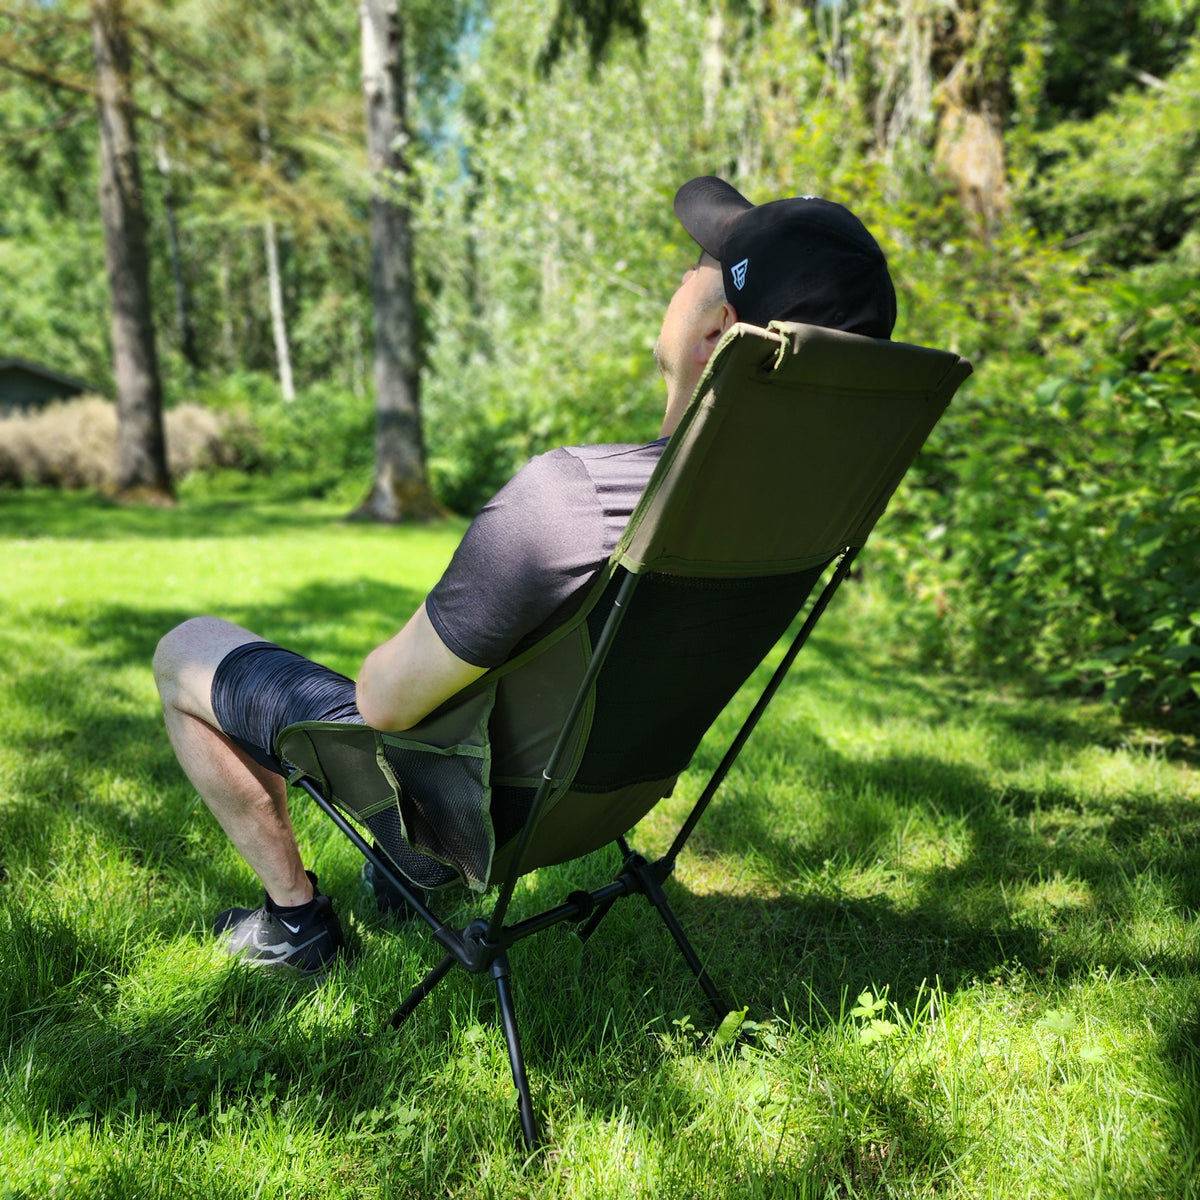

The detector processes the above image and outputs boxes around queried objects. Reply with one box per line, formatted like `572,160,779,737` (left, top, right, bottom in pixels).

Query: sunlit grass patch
2,491,1199,1198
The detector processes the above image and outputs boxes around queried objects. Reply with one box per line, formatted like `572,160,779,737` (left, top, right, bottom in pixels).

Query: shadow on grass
809,626,1193,763
1159,1002,1200,1185
8,963,373,1118
674,637,1200,965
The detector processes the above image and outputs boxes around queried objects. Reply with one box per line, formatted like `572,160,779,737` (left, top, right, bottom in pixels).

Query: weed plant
1,491,1199,1199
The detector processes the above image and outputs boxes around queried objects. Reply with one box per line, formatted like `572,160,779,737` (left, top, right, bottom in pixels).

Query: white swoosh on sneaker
281,919,302,934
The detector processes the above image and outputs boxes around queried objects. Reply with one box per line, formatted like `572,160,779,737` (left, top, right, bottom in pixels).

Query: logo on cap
730,258,749,290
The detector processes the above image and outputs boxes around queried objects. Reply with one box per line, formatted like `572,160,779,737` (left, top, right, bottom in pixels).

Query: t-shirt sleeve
424,449,608,668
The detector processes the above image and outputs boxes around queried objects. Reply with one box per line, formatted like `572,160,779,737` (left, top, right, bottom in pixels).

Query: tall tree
89,0,172,501
353,0,441,521
258,118,296,401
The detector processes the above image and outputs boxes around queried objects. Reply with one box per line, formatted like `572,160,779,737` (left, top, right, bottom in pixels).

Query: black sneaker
361,851,427,922
214,871,345,975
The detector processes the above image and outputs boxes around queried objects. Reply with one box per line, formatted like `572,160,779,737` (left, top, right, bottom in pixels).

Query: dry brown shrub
165,403,246,476
0,397,245,490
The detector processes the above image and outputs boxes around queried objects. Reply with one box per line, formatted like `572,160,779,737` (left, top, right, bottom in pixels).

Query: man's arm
356,602,488,731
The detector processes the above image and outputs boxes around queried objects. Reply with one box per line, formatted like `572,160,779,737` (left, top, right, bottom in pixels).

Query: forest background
2,0,1199,712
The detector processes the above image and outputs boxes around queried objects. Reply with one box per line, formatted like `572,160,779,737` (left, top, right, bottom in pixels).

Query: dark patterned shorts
210,641,364,775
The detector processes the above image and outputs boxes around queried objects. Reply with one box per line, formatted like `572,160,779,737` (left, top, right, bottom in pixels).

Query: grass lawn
2,489,1199,1199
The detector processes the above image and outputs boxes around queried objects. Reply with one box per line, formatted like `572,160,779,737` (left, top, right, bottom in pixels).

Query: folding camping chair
276,321,972,1150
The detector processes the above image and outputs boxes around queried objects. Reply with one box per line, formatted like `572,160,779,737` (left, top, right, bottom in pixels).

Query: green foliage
1024,42,1200,267
1039,0,1200,119
187,373,375,500
876,266,1200,707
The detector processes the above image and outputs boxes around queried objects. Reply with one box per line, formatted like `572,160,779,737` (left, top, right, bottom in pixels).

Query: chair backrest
485,321,971,874
277,322,971,891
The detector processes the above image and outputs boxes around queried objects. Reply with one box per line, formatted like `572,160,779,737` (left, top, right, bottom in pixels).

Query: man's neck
658,385,693,438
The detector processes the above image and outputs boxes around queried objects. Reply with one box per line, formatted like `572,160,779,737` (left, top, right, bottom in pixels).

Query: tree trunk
701,8,723,130
90,0,173,502
258,116,296,402
263,216,296,401
218,241,236,368
352,0,441,522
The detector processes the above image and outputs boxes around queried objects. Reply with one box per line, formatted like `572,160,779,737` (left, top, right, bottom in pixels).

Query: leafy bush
875,270,1200,708
187,373,376,500
0,376,379,504
423,328,662,515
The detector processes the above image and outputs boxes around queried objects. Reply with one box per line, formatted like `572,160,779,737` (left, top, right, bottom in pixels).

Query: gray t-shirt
425,440,666,667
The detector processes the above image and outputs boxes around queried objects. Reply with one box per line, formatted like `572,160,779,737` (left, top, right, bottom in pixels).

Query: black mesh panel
381,743,492,885
574,563,829,792
490,784,537,848
363,804,459,889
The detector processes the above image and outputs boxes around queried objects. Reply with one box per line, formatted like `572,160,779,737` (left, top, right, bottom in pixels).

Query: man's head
673,176,896,339
653,177,897,434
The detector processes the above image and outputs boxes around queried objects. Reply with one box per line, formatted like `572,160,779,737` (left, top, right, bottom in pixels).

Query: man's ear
694,301,738,365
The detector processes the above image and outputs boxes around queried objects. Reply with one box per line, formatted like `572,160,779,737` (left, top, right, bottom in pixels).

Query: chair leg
389,952,456,1030
577,894,620,942
386,946,539,1150
635,861,730,1021
491,952,540,1152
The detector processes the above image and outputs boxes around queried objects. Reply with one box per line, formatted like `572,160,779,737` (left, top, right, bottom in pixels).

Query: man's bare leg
153,616,313,908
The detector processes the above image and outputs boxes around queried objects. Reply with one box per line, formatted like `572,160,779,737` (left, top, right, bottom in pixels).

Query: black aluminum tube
389,953,456,1029
492,955,540,1151
501,878,634,943
635,861,729,1019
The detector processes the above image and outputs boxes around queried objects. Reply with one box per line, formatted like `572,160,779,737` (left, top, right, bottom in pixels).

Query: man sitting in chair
153,176,897,975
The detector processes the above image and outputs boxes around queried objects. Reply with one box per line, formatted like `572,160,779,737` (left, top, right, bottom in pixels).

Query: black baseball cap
673,176,897,339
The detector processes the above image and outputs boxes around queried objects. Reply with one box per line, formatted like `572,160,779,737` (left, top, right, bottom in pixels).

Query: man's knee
153,616,260,711
155,616,211,685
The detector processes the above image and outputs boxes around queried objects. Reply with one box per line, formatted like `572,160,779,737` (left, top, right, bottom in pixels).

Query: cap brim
673,176,754,259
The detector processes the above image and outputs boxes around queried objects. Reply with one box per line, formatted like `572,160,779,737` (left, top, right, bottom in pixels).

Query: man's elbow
355,612,488,732
356,690,420,732
355,655,417,731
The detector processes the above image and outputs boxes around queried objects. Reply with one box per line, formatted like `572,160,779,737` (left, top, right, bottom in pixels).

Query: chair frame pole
389,953,455,1029
662,547,858,868
296,776,472,964
622,854,729,1019
491,951,539,1151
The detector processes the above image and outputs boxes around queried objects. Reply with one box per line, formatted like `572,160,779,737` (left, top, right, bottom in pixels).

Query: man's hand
356,602,488,731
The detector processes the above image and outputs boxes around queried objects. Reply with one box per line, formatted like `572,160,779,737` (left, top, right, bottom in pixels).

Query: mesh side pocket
382,742,493,889
363,805,460,890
